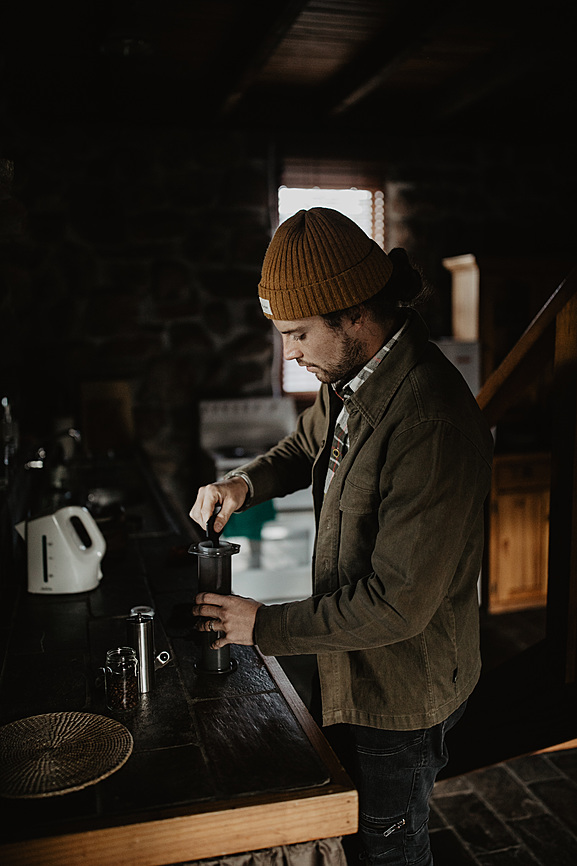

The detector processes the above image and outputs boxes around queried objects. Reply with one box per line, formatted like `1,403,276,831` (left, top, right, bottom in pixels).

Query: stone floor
430,746,577,864
428,606,577,864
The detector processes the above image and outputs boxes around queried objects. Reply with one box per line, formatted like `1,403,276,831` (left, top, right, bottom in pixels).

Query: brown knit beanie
258,207,393,320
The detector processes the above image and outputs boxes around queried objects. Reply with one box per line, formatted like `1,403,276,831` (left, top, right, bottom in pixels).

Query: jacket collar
344,310,430,428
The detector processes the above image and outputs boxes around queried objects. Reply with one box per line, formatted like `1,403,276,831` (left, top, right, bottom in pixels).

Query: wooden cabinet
488,452,550,612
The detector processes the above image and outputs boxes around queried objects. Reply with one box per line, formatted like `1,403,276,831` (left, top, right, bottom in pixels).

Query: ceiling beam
324,0,457,118
425,19,565,122
217,0,310,117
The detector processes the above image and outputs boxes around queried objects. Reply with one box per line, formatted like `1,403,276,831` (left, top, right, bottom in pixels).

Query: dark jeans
322,702,467,866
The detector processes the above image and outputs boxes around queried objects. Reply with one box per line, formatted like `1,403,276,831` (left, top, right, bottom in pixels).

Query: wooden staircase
443,266,577,776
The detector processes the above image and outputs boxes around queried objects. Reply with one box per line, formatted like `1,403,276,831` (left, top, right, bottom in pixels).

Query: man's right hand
189,476,249,534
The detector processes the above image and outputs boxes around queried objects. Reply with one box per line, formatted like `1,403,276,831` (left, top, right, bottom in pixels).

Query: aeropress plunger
189,505,240,674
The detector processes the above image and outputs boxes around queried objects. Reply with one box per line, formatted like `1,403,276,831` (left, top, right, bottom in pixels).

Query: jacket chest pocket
336,479,382,582
339,477,381,515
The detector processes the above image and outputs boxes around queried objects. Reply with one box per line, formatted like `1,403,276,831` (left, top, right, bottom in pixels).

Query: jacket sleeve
254,417,492,656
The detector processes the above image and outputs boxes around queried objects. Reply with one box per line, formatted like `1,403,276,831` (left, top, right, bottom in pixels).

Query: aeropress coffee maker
189,505,240,674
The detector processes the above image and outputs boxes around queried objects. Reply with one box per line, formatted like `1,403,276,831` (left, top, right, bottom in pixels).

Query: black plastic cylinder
189,539,240,674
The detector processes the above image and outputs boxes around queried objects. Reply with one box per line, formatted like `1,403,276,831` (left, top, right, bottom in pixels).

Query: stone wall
1,125,276,500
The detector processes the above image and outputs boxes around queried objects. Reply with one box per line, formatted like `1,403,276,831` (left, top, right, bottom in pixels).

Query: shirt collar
332,317,409,403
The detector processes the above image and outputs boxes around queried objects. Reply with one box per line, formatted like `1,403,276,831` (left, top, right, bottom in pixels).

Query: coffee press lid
188,503,240,557
188,539,240,557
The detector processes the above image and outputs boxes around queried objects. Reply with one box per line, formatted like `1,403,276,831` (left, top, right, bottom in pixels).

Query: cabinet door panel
490,489,549,611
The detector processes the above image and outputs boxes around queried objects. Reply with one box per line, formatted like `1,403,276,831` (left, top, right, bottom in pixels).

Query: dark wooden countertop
0,454,356,865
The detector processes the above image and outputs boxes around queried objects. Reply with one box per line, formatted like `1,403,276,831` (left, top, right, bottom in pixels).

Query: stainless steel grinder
189,507,240,674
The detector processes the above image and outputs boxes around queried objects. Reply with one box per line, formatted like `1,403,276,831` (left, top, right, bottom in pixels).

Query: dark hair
322,248,433,330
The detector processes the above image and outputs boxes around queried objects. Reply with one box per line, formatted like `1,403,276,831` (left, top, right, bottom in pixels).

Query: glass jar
105,646,139,712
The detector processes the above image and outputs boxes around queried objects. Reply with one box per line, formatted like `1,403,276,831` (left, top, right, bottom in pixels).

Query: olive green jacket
241,312,493,730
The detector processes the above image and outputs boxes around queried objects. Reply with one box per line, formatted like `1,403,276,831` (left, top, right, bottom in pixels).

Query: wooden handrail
477,266,577,427
446,264,577,769
476,262,577,690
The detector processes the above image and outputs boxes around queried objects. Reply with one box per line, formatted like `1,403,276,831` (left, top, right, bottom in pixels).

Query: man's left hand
193,592,263,648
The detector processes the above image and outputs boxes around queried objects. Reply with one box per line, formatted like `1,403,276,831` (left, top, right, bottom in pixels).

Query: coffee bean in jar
105,647,139,711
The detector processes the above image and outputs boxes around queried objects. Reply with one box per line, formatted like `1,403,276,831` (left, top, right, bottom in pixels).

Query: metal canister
126,612,155,693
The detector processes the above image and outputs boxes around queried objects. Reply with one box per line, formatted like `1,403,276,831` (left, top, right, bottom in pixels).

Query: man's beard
301,333,368,385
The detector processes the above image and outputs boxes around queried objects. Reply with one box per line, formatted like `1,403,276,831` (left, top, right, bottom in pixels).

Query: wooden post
546,292,577,683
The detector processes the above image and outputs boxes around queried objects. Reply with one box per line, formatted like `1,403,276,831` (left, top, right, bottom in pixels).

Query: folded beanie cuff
257,208,393,320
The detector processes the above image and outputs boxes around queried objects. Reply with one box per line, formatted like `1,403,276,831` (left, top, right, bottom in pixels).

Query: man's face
273,315,367,385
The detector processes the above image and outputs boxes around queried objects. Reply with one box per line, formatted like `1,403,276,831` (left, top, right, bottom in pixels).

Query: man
190,208,493,865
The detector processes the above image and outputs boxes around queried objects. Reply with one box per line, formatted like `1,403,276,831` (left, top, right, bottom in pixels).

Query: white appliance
199,396,312,509
434,339,481,395
198,397,315,604
16,506,106,594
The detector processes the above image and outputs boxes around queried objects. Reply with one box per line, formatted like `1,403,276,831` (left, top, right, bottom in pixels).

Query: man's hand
193,592,263,648
189,476,249,534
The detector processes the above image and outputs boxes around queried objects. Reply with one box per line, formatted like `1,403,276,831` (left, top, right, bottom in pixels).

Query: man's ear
347,304,367,329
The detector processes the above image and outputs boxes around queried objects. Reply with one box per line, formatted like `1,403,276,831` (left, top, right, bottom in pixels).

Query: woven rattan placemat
0,711,134,798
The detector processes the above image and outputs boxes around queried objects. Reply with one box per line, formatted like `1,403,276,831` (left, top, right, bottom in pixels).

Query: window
278,187,384,249
276,166,385,397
